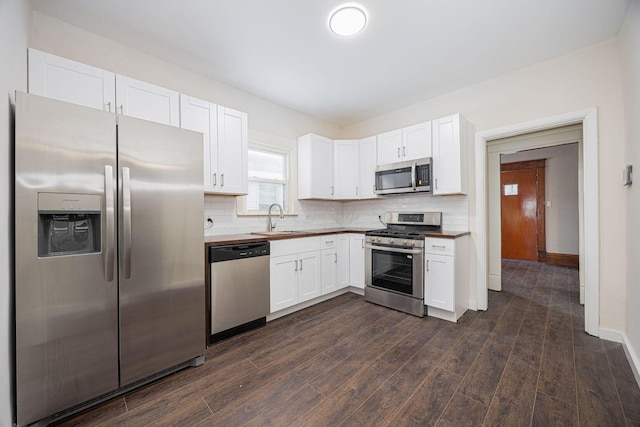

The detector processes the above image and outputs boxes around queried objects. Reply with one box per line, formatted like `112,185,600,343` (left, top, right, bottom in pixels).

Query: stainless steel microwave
375,157,432,195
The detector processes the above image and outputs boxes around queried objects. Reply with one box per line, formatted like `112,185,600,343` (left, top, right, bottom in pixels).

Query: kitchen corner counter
422,230,470,239
204,227,372,247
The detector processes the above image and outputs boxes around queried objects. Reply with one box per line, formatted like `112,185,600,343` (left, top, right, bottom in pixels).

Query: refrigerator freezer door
117,115,205,385
15,93,119,426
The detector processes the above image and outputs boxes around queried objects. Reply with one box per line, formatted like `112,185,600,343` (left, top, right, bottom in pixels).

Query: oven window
376,167,412,191
371,248,414,295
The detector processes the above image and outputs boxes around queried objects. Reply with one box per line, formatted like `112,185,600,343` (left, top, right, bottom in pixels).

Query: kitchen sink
251,230,305,236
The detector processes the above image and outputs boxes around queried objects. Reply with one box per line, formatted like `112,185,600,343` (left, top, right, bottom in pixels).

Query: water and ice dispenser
37,193,101,257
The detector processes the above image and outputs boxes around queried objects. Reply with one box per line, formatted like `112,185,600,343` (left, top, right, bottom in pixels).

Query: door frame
474,108,599,336
500,160,547,262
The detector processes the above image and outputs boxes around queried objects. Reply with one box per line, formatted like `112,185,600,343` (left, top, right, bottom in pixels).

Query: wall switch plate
623,164,633,186
546,201,552,207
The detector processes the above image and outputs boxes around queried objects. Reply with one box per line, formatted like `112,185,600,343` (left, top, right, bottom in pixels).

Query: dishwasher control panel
209,242,270,263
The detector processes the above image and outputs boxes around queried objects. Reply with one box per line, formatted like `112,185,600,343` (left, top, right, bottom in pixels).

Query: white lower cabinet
349,234,365,289
424,236,469,322
337,234,350,289
270,237,321,313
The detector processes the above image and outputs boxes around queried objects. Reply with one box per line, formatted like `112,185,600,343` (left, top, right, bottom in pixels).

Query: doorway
474,108,599,336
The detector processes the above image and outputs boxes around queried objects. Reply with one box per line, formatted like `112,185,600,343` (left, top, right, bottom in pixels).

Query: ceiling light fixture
329,5,367,37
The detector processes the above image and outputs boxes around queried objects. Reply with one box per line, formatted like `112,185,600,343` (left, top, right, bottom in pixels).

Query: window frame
236,141,296,216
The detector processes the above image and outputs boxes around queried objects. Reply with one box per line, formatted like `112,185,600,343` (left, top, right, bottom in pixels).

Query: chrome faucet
268,203,284,231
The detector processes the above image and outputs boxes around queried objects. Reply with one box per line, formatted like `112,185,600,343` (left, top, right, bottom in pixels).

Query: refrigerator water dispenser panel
37,192,101,257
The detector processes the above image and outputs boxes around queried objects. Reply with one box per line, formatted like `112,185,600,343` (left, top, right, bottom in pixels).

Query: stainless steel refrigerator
14,92,205,426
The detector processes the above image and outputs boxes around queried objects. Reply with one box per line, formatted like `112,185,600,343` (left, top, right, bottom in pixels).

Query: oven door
365,243,424,299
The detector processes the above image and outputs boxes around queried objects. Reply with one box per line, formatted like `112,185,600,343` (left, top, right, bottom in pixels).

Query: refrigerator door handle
122,167,132,279
104,165,115,282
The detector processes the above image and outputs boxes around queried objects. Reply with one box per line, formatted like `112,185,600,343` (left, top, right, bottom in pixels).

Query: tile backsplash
204,194,468,237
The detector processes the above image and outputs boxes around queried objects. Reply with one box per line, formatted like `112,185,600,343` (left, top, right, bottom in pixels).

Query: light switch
546,201,551,207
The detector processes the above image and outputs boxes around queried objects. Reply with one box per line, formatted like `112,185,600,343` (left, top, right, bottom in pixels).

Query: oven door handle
366,243,423,255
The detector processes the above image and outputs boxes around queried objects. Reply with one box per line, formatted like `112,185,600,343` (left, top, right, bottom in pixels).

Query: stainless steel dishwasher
209,241,270,343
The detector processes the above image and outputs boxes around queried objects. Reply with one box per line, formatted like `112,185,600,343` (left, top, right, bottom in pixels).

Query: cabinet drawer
270,236,321,257
320,234,337,249
425,238,454,256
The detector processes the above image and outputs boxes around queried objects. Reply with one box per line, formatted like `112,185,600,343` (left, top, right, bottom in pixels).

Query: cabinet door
180,96,217,192
312,135,336,198
217,106,248,194
321,248,338,295
298,251,322,302
115,75,180,126
270,254,298,312
377,129,402,164
425,254,454,311
402,121,432,161
334,140,359,199
28,49,115,112
432,114,462,195
358,136,378,199
337,234,350,289
349,234,365,289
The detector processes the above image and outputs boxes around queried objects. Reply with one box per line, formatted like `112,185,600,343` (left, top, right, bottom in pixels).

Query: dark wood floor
55,260,640,426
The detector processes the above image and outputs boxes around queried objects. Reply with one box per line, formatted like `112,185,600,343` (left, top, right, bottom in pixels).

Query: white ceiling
30,0,630,126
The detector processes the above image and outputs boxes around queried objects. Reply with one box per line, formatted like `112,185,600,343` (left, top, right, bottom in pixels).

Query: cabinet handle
331,186,334,195
403,146,407,157
106,101,112,112
426,260,429,271
325,240,334,245
432,244,446,249
299,259,303,271
221,174,225,187
334,253,337,263
356,186,359,196
397,147,401,158
373,184,376,193
435,178,438,190
119,105,123,115
361,239,365,249
212,173,217,186
295,260,298,271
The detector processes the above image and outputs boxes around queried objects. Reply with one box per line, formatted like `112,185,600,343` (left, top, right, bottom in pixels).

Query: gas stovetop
365,211,443,242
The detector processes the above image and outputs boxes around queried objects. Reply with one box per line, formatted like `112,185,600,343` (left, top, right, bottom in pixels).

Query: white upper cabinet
358,136,378,200
432,114,468,195
217,106,248,195
334,140,359,199
179,96,216,192
180,96,248,195
298,134,335,200
376,122,431,165
376,129,403,164
115,75,180,127
28,49,180,127
28,48,115,112
402,122,432,160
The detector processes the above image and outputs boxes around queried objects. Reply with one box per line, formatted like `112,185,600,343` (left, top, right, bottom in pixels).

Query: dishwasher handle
209,242,270,263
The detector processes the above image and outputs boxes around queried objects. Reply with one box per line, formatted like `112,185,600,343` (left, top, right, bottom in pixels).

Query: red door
501,168,538,260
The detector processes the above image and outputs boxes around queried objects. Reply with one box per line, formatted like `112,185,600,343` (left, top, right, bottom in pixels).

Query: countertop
204,228,469,247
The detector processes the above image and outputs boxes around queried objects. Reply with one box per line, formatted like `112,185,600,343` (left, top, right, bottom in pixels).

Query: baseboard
599,327,623,343
545,252,579,267
622,333,640,389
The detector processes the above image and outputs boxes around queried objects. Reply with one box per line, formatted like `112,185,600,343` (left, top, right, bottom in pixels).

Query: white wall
502,143,579,255
342,39,627,332
0,1,30,424
619,0,640,376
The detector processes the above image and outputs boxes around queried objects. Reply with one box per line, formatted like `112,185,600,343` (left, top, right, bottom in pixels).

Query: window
239,144,292,214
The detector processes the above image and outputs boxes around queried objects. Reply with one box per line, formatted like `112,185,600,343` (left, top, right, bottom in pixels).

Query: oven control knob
375,237,381,243
402,240,407,246
388,239,394,245
411,241,416,247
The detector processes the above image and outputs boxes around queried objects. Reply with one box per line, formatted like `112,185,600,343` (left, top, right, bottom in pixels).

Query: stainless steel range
364,212,442,317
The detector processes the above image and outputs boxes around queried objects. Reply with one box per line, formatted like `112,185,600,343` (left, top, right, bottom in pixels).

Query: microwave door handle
411,163,417,190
